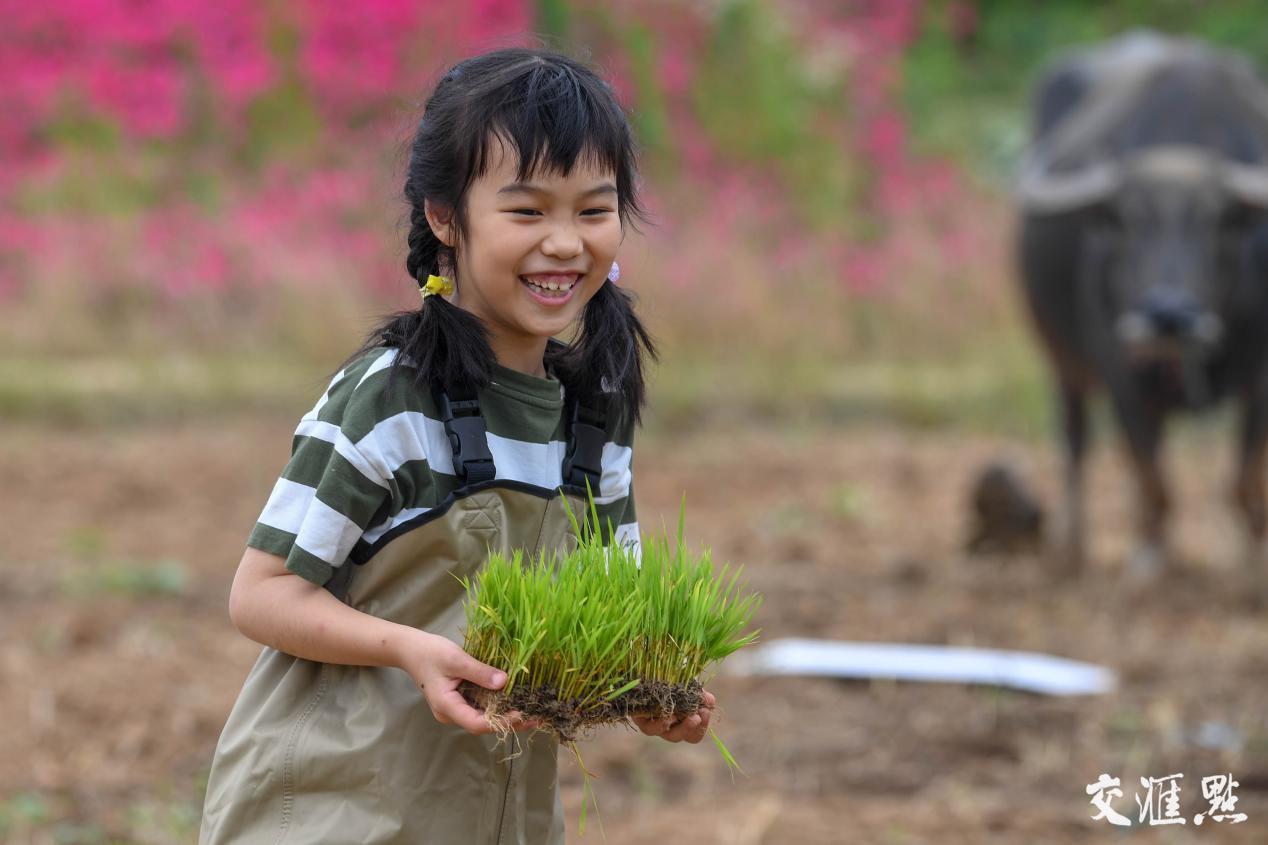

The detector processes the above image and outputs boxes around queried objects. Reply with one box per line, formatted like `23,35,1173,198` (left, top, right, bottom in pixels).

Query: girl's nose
541,225,583,259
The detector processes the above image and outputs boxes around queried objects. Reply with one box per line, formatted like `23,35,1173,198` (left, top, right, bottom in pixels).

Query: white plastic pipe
725,638,1116,697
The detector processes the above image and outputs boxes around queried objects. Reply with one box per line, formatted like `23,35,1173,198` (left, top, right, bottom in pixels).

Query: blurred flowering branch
0,0,1001,361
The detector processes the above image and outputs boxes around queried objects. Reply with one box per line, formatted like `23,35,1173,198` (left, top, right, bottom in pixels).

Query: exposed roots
459,678,705,743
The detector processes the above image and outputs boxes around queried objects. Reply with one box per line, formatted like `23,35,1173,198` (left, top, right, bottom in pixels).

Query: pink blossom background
0,0,1008,360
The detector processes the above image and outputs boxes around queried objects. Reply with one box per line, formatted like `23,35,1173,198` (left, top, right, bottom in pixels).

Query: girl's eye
508,208,613,217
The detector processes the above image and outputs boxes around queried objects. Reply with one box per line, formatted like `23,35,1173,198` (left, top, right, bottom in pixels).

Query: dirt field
4,413,1267,844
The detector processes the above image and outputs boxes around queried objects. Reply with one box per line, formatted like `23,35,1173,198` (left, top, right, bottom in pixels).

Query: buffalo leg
1055,380,1089,576
1110,392,1170,579
1234,390,1268,596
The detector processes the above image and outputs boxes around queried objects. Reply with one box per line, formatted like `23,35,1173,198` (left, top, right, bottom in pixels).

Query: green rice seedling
458,495,761,749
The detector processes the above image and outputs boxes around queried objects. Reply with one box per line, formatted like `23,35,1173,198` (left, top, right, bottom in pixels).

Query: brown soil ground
3,415,1267,844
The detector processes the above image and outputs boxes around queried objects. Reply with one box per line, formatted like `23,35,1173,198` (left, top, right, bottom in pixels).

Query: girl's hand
632,689,716,744
395,629,538,735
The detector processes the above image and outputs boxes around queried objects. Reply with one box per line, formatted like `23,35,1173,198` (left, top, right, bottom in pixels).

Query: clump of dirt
460,679,705,742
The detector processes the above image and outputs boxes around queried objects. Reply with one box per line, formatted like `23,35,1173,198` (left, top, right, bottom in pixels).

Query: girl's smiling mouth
519,272,583,304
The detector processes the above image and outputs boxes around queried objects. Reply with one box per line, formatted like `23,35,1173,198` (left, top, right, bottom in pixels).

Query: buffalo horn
1222,160,1268,208
1016,151,1122,213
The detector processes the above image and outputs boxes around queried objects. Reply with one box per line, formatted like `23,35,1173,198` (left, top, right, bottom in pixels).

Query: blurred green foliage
537,0,572,40
695,2,817,162
61,559,191,598
0,792,51,837
690,0,853,222
903,0,1268,183
10,0,1268,437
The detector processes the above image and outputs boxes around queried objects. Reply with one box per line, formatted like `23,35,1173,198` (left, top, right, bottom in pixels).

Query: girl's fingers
449,651,507,691
634,706,714,741
632,715,669,736
434,689,493,735
660,693,714,742
505,710,542,732
660,713,703,743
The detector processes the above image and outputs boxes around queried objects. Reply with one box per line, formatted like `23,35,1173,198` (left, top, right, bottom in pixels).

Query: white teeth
523,276,577,294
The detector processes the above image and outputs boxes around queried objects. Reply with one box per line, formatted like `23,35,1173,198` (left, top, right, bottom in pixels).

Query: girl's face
428,141,623,370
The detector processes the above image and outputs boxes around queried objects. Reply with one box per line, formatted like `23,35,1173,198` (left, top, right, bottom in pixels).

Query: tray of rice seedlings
457,499,760,755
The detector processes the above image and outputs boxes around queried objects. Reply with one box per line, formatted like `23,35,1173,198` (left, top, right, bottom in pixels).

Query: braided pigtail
337,158,494,400
549,279,657,426
391,197,494,394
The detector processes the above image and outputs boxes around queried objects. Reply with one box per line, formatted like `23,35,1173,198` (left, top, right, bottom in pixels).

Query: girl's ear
424,199,456,247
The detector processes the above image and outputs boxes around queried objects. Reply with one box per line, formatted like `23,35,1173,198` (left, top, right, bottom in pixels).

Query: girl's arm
228,547,523,735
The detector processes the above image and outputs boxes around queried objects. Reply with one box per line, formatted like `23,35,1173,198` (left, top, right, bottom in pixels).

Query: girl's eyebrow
497,182,618,198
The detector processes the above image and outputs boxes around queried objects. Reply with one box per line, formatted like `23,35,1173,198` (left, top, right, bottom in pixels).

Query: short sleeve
608,482,640,556
595,400,640,555
247,358,393,586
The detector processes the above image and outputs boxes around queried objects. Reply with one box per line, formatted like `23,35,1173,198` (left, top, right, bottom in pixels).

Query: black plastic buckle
436,388,496,484
563,401,607,490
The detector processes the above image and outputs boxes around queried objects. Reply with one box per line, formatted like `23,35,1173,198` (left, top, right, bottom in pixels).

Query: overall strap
562,388,609,492
328,378,605,601
433,373,608,489
433,381,497,484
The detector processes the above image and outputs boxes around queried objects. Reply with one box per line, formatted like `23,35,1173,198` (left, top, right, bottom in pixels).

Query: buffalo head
1019,144,1268,405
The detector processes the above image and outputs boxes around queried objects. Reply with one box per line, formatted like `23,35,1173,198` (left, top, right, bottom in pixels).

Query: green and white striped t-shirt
246,347,639,586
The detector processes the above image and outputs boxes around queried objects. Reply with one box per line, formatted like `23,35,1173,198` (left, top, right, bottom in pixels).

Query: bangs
454,53,641,223
486,129,619,184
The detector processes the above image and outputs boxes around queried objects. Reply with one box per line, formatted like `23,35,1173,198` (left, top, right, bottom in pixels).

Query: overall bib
201,382,610,845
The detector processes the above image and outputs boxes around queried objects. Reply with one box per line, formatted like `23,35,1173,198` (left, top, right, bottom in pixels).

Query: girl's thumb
458,654,507,690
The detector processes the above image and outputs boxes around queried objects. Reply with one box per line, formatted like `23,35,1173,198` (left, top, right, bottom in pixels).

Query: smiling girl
198,48,715,845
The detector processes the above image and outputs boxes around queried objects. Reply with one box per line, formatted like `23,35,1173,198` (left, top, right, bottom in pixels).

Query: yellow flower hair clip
421,274,454,300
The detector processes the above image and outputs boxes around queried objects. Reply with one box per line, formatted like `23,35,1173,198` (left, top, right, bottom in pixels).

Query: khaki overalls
201,381,611,845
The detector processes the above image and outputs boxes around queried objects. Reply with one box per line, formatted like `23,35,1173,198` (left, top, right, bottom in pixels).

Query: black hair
341,47,657,425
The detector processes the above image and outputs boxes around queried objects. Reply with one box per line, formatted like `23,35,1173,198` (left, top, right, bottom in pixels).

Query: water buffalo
1016,32,1268,585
